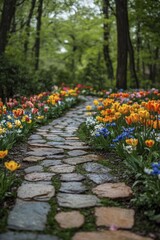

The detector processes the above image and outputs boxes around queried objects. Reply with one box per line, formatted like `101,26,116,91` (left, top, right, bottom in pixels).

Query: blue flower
150,162,160,176
112,127,135,143
106,122,116,127
95,127,110,138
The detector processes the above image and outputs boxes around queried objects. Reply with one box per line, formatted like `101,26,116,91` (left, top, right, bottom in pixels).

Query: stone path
0,97,153,240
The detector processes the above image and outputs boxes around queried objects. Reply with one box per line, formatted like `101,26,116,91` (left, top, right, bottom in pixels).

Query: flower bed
0,87,79,202
83,88,160,222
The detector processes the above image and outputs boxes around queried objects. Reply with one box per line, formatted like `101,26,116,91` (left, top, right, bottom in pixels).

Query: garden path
0,96,152,240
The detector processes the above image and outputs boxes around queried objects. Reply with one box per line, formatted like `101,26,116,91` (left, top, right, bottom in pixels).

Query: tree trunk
115,0,128,90
35,0,43,70
24,0,36,56
102,0,114,82
149,47,159,84
136,21,141,73
127,32,139,88
0,0,17,56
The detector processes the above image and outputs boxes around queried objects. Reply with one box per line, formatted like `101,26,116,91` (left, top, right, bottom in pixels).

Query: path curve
0,96,152,240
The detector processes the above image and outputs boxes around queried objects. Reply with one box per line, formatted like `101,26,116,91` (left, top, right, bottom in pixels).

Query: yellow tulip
0,150,8,159
0,127,6,134
5,160,21,171
86,105,92,111
93,100,99,106
7,122,13,129
126,138,138,147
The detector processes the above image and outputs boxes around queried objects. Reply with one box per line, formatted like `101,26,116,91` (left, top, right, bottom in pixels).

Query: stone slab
45,136,65,142
86,173,115,184
28,143,52,148
72,230,153,240
60,173,85,182
92,182,133,199
54,145,89,150
27,148,64,156
24,172,55,182
24,165,43,173
49,164,75,173
57,193,100,208
67,150,88,157
28,134,43,140
0,232,60,240
60,182,86,193
95,207,135,229
17,183,55,201
63,154,101,165
55,211,84,229
83,162,111,173
8,200,50,231
41,160,62,167
23,156,45,162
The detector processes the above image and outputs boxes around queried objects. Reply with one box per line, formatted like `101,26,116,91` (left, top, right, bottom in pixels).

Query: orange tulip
145,140,155,148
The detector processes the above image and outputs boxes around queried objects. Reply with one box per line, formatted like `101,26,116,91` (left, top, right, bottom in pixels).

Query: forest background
0,0,159,101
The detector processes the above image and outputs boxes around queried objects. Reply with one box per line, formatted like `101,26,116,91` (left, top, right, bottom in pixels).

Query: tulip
0,150,8,159
145,139,155,148
4,160,21,171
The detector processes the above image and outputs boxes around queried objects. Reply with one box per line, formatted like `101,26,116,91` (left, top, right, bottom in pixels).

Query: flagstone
28,134,43,140
28,143,52,148
41,160,62,167
72,230,153,240
57,193,100,208
24,165,43,173
60,173,85,182
47,154,65,159
63,154,101,165
8,200,50,231
83,162,111,173
45,136,65,141
65,137,80,140
64,141,84,145
47,141,65,146
17,183,55,201
67,150,88,157
92,182,133,199
95,207,135,229
23,181,52,185
60,182,86,193
55,211,85,229
55,145,89,150
28,140,47,145
24,172,55,181
0,232,60,240
26,148,64,156
86,173,116,184
23,156,45,162
49,164,75,173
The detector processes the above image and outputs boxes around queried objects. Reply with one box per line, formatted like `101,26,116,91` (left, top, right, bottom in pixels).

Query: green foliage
0,56,37,99
0,168,20,202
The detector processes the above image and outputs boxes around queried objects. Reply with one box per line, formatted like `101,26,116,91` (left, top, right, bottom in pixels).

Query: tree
115,0,128,89
102,0,114,82
0,0,17,56
24,0,37,56
35,0,43,70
